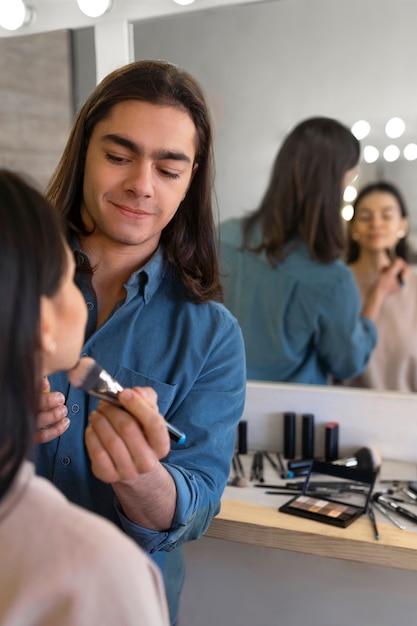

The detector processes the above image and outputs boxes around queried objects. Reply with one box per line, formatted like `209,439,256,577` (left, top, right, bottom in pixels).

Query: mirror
131,0,417,392
131,0,417,243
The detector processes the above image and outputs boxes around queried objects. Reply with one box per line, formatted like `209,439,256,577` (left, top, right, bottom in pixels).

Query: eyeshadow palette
279,459,377,528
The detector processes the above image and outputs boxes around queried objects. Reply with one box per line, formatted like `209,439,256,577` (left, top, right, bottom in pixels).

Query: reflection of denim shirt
36,244,246,624
220,218,377,384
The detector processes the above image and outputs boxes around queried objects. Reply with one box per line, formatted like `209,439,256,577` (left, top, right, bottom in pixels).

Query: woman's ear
397,218,408,239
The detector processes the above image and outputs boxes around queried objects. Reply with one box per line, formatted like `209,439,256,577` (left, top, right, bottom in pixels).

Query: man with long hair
35,60,246,625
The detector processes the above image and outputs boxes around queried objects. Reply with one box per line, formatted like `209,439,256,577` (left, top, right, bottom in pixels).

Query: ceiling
0,0,269,37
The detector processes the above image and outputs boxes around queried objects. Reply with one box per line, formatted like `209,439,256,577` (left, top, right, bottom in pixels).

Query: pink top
0,462,169,626
345,269,417,391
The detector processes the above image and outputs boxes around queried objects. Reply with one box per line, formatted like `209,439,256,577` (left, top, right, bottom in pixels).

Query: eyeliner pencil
368,503,380,540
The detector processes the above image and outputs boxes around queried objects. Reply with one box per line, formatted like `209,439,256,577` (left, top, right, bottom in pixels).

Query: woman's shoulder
287,246,354,286
220,216,251,246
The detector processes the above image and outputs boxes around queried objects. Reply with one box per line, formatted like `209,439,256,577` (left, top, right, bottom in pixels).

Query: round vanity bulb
383,144,400,162
341,204,354,222
351,120,370,140
403,143,417,161
77,0,112,18
343,185,357,203
363,145,379,163
0,0,32,31
385,117,405,139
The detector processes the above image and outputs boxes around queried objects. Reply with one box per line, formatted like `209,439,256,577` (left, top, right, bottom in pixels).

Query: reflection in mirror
131,0,417,247
125,0,417,392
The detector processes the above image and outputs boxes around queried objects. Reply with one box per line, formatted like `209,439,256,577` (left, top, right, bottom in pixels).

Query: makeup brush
332,446,381,473
68,357,186,444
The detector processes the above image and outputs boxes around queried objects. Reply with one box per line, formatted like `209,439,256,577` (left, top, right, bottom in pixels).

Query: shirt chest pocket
112,364,177,416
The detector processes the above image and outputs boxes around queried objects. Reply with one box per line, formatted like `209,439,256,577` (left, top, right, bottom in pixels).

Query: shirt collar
70,236,166,305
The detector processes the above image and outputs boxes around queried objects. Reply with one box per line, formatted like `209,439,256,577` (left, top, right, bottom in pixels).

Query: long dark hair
347,181,409,263
241,117,360,265
46,60,221,303
0,169,67,499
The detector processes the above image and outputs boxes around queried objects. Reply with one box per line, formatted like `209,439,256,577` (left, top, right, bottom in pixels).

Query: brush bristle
68,357,100,390
354,446,381,471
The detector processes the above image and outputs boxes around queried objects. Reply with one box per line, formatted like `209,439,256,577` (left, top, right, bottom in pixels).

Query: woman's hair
347,181,409,263
0,169,67,500
241,117,360,265
46,59,221,303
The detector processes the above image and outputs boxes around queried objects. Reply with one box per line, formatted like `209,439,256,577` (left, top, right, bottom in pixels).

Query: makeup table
178,382,417,626
205,457,417,572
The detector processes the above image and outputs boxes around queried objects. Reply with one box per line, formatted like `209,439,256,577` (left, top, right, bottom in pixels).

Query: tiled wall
0,29,73,191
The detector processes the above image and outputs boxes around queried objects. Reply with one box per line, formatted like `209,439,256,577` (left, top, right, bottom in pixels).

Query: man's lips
110,201,153,218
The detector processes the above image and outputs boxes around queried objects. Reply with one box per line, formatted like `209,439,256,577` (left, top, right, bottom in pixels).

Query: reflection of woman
220,118,406,384
344,181,417,391
0,170,169,625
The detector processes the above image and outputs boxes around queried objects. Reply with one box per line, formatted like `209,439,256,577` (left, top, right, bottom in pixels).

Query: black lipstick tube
302,413,314,460
283,412,296,459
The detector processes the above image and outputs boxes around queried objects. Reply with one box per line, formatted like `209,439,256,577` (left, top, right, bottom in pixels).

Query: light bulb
172,0,196,5
385,117,405,139
341,205,354,222
0,0,32,31
351,120,370,140
363,145,379,163
77,0,112,18
343,185,357,203
404,143,417,161
383,144,400,162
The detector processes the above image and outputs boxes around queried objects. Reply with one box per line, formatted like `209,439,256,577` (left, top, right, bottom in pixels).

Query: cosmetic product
263,451,284,478
368,503,380,540
302,413,314,459
279,460,377,528
276,452,286,474
333,446,381,473
375,494,417,525
373,501,406,530
68,357,186,444
287,459,313,471
266,490,333,497
253,483,302,490
235,453,245,477
402,487,417,502
283,412,296,459
250,451,264,482
237,420,248,454
229,454,248,487
324,422,339,461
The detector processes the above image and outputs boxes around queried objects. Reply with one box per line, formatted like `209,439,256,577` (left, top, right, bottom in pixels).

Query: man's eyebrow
101,134,192,163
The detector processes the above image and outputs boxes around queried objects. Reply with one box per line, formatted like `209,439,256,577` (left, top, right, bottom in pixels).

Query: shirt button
87,302,94,310
71,404,80,414
61,456,71,466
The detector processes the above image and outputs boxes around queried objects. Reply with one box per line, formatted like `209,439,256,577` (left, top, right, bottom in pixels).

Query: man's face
81,99,198,256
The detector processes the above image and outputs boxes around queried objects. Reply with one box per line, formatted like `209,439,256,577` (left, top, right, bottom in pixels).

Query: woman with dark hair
220,117,406,384
0,169,170,625
344,181,416,391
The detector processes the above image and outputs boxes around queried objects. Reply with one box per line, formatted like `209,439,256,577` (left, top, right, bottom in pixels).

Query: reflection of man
35,60,246,625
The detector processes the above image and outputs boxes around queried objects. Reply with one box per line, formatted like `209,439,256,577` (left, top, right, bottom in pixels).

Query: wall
0,29,73,190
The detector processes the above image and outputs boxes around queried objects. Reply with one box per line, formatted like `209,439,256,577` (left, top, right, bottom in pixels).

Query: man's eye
160,169,180,179
106,154,129,164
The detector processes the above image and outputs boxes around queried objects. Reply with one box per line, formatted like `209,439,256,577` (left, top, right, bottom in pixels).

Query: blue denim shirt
220,218,377,384
36,245,246,623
